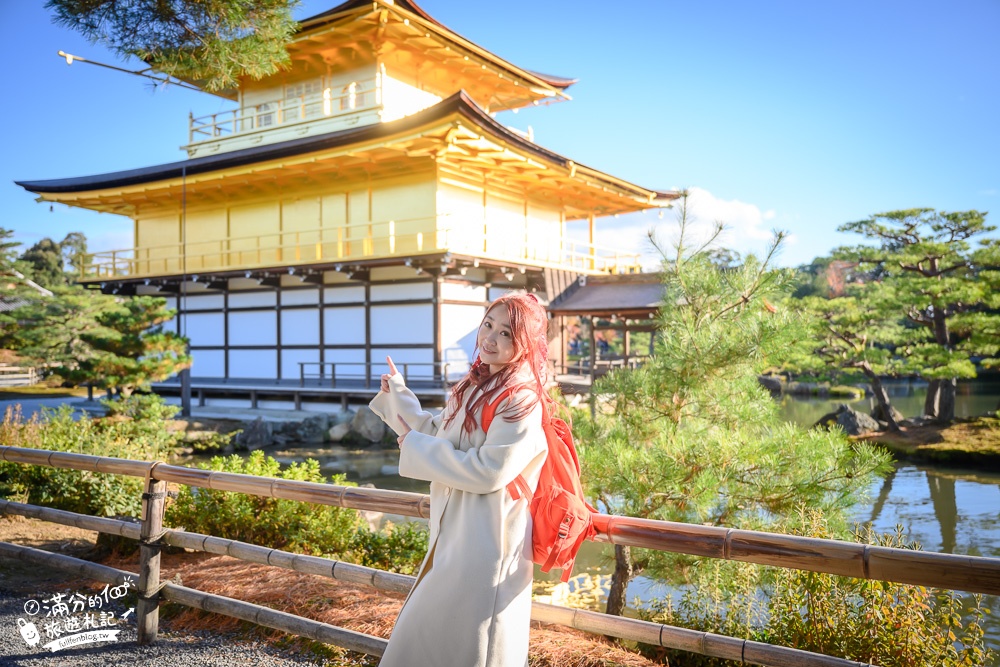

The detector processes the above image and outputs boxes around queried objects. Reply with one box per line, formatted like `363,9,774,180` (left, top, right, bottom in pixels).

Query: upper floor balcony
185,78,384,158
77,215,641,282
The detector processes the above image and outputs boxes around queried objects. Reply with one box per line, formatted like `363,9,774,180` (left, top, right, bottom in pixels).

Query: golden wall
131,170,438,276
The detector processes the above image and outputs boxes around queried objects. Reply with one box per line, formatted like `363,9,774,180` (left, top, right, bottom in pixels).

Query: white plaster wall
281,348,321,380
229,291,277,308
185,312,225,347
440,303,484,378
228,350,277,378
370,304,432,344
323,286,365,303
190,349,225,377
182,294,225,311
324,307,365,345
228,311,277,346
441,282,487,302
370,282,432,301
324,348,366,364
281,289,320,306
281,309,320,346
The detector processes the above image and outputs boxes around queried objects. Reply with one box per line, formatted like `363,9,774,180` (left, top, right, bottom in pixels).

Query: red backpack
482,390,598,582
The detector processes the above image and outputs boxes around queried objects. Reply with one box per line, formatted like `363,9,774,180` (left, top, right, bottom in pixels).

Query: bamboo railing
1,444,998,666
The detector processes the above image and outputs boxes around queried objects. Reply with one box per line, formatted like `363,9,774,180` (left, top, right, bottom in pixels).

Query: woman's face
478,305,517,371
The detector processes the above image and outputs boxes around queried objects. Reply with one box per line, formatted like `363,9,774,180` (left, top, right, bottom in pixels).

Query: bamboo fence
1,444,999,666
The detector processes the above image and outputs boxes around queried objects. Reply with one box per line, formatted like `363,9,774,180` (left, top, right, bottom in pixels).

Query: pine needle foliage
47,0,300,92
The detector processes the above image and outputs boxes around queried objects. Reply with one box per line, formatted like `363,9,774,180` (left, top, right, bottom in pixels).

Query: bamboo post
136,468,167,645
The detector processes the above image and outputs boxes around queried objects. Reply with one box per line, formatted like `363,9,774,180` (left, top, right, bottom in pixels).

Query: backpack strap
480,386,517,433
481,387,536,502
507,474,532,502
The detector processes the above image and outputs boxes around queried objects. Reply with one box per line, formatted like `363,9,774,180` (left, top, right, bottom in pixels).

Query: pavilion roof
548,273,664,318
298,0,577,93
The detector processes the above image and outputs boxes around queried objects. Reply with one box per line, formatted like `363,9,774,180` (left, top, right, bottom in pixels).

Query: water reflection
857,465,1000,559
852,465,1000,655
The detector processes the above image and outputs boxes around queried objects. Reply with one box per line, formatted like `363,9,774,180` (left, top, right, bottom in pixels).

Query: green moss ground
861,415,1000,470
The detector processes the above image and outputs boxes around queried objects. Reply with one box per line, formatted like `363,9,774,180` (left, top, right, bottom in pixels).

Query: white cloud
573,187,784,270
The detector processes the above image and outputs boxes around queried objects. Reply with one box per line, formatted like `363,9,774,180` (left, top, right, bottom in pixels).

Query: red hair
445,292,550,436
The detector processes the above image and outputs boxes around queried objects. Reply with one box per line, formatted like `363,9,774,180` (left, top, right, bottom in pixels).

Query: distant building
17,0,676,406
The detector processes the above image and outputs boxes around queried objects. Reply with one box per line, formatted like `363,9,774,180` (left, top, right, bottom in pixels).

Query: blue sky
2,0,998,268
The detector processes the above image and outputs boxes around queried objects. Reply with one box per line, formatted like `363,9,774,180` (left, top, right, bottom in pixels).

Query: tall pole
180,165,192,417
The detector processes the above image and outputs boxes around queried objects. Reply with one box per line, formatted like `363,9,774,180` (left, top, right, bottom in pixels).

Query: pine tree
74,295,192,396
47,0,300,93
3,287,120,376
7,290,190,395
0,228,20,271
577,195,891,617
837,209,1000,423
791,293,907,431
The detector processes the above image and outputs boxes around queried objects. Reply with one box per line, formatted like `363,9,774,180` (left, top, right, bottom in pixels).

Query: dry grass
1,516,660,665
100,549,660,667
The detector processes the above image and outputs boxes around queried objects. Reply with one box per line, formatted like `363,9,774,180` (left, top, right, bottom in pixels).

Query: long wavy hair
444,292,550,436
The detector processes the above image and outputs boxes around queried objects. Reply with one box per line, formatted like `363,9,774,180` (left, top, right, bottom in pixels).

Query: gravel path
0,588,336,667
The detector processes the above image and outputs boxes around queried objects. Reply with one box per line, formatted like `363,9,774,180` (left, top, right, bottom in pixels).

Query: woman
369,292,550,667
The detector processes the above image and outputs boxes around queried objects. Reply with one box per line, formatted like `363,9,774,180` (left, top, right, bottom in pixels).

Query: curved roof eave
298,0,576,91
17,92,673,204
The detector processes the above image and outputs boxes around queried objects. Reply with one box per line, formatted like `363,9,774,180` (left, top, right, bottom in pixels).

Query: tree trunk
605,544,634,619
860,363,900,432
867,373,901,432
936,377,956,424
924,379,941,419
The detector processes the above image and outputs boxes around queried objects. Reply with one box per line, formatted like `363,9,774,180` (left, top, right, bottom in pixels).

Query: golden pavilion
17,0,676,405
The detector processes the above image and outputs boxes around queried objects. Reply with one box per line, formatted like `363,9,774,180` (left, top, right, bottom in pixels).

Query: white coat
369,372,547,667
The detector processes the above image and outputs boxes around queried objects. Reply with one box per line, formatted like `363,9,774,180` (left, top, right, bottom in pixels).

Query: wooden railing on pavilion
79,215,641,281
188,78,381,144
1,445,997,666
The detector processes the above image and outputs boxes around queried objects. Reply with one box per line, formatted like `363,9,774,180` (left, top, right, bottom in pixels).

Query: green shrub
166,450,428,572
349,520,428,575
640,512,993,666
0,395,186,517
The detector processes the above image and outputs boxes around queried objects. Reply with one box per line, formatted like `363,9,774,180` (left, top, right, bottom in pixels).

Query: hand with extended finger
380,356,400,393
397,416,411,446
